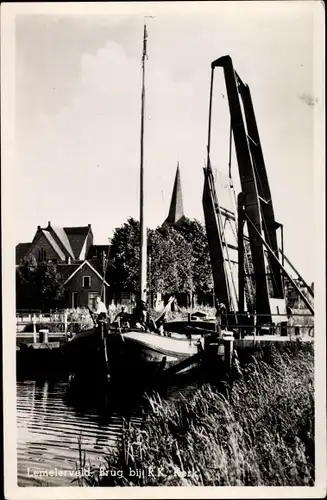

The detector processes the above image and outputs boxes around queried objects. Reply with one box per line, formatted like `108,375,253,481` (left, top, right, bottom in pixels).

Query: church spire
164,162,185,227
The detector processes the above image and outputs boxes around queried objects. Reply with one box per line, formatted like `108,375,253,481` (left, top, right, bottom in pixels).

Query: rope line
100,239,111,299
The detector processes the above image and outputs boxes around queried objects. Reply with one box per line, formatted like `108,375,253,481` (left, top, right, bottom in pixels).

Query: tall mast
140,23,148,302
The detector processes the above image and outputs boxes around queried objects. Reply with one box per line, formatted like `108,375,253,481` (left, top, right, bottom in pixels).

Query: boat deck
122,331,199,356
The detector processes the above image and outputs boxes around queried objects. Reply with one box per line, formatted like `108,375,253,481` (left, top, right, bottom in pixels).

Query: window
88,292,98,308
72,292,79,308
38,248,46,261
82,276,91,288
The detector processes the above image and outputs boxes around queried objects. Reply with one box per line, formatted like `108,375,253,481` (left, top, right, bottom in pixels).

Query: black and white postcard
1,1,325,499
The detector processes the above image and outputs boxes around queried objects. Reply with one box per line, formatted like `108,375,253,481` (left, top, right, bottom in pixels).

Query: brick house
16,222,111,310
59,260,110,309
18,222,94,264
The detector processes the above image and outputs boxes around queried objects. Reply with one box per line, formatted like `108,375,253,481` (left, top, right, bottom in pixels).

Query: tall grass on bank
81,342,314,487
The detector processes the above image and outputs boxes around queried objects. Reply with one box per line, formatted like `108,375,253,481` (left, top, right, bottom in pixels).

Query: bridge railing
185,311,314,338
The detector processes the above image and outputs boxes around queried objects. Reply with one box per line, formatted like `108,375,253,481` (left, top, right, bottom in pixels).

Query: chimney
48,221,51,228
37,225,41,231
88,224,91,229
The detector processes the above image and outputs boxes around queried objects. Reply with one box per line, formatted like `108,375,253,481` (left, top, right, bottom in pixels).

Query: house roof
51,225,75,259
42,230,66,260
16,243,32,265
56,263,80,280
87,244,110,260
64,226,90,259
18,223,96,264
62,260,110,287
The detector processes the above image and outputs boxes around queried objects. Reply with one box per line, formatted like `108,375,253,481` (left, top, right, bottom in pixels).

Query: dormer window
83,276,91,288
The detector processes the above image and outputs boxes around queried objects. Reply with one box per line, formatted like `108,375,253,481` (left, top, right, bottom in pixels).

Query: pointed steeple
164,162,186,227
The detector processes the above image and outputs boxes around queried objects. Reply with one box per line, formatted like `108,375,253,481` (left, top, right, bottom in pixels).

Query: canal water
17,380,143,486
17,378,199,487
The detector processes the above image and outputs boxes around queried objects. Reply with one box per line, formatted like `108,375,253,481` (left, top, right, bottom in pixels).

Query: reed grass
77,341,314,487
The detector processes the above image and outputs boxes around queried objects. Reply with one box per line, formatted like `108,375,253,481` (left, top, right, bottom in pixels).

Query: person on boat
114,306,130,331
94,295,108,318
107,302,116,323
155,315,167,336
90,296,108,337
215,301,227,338
132,299,149,331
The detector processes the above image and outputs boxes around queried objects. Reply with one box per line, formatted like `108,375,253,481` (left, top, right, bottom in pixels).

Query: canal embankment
81,341,314,487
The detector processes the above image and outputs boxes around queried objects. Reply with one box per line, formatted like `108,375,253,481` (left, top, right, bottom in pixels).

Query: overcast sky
13,2,322,282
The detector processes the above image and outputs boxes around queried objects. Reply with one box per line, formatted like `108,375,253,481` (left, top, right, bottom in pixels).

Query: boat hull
61,328,111,383
163,320,216,335
62,329,202,387
121,331,199,370
106,331,203,388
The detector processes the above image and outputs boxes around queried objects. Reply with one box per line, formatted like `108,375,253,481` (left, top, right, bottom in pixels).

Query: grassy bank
79,341,314,486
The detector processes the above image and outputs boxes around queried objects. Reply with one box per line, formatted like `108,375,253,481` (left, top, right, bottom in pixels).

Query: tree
110,218,141,293
110,218,194,296
16,256,64,310
148,225,193,295
174,218,213,295
34,261,65,310
16,254,38,309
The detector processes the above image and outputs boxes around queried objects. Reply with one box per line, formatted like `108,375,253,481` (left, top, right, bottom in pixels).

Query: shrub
66,308,94,332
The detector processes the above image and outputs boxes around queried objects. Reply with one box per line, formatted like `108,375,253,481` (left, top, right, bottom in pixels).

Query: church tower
164,162,186,227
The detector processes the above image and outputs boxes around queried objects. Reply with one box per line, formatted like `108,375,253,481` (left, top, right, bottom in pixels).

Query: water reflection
17,373,202,487
17,380,141,486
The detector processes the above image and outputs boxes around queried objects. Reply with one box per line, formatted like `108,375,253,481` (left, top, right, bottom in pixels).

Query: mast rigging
140,23,148,302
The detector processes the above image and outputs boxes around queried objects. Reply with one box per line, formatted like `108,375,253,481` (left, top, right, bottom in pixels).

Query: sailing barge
63,38,314,386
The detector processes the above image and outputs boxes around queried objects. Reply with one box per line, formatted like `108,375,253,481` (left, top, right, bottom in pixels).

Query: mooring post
237,192,245,339
253,311,257,342
223,335,234,372
32,314,37,343
289,316,293,341
39,329,49,343
64,311,68,337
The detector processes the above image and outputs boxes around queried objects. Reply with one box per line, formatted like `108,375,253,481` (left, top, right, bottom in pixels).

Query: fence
16,311,90,344
16,310,314,344
17,309,42,314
